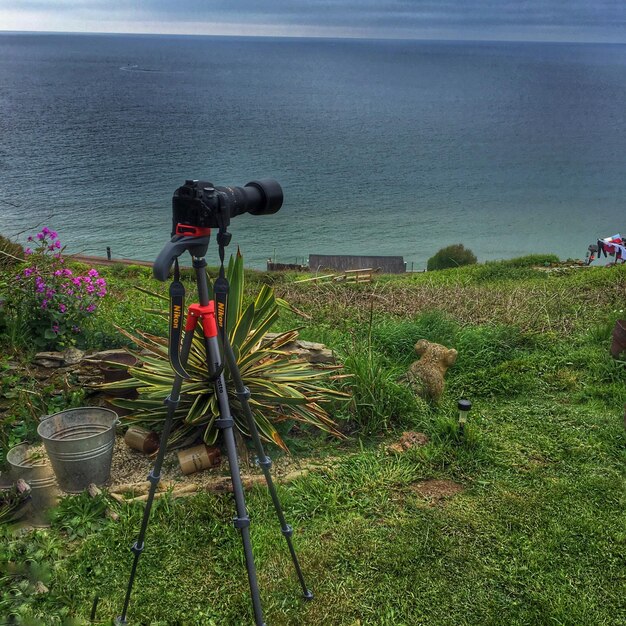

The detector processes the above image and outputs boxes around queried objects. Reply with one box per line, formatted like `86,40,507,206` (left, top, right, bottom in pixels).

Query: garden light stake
115,179,312,626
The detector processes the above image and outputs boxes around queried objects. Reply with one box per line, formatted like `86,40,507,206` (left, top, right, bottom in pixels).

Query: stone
62,347,85,365
33,352,64,368
88,348,131,361
297,340,326,352
263,334,336,364
33,581,49,595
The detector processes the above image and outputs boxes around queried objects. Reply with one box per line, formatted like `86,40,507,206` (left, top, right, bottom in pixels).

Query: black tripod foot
303,589,314,601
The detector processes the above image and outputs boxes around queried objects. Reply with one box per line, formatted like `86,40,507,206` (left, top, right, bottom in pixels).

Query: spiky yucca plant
106,253,346,451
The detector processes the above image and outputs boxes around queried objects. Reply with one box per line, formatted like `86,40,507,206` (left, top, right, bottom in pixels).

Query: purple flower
54,240,61,249
25,248,33,255
42,227,50,235
59,303,67,313
88,269,99,278
52,323,60,333
86,304,96,313
50,231,58,239
41,300,48,309
27,236,33,242
23,268,34,277
63,268,73,276
36,233,44,241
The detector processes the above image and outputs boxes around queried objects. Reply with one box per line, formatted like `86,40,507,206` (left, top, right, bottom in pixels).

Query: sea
1,32,625,270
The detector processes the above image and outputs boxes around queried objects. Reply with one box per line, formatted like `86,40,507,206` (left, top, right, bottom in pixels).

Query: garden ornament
407,339,457,402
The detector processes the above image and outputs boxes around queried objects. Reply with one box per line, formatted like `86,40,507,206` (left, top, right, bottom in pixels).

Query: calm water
1,33,625,269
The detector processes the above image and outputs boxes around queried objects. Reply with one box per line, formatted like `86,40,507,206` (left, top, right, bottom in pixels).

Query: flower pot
99,352,139,405
610,319,626,359
99,351,138,383
6,443,60,527
37,407,118,493
177,444,221,475
124,426,160,455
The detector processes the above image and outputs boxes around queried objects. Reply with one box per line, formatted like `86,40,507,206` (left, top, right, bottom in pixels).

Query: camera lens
244,179,283,215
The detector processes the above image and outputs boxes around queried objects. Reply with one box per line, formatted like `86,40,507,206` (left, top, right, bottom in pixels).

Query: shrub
6,228,107,350
107,253,348,451
427,244,477,271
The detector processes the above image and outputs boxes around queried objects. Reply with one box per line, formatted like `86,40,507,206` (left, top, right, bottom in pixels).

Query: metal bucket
37,407,118,493
7,443,60,527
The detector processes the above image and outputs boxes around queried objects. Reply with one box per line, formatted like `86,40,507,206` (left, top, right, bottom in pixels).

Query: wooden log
124,483,198,503
294,274,335,283
110,480,176,495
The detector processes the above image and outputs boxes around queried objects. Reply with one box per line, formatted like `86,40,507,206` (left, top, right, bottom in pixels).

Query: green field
1,257,625,625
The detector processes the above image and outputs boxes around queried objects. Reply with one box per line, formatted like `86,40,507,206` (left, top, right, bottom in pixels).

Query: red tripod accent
185,301,218,339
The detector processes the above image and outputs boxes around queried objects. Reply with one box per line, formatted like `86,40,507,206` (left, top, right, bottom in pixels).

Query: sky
1,0,626,43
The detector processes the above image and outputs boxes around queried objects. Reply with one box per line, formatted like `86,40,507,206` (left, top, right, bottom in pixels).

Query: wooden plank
295,274,336,283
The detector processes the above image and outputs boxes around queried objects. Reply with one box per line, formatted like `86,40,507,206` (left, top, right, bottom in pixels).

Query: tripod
116,235,312,625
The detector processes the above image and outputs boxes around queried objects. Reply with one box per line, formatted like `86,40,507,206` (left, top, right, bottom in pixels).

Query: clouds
2,0,626,42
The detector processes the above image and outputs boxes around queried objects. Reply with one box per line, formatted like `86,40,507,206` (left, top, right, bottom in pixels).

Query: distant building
308,254,405,274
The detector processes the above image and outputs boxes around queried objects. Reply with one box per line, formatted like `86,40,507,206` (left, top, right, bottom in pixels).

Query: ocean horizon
1,32,624,269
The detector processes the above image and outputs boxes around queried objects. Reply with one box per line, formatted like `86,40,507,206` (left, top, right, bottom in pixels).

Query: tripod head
153,235,210,281
153,178,283,281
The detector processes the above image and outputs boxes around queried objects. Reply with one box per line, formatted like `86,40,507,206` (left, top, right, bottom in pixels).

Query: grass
1,256,626,625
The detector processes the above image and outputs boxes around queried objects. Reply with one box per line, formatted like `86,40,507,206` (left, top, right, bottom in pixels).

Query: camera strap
168,258,190,379
214,223,231,346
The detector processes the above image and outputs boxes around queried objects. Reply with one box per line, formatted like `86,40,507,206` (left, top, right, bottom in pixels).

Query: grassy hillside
1,257,625,625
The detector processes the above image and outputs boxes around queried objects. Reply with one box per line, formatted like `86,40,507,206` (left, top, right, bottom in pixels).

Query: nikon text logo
217,302,226,328
172,304,182,329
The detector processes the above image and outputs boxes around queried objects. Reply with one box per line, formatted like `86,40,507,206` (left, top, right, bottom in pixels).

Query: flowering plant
11,228,107,350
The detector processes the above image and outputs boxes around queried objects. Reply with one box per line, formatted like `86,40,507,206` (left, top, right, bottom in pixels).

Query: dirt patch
386,431,429,454
411,479,463,504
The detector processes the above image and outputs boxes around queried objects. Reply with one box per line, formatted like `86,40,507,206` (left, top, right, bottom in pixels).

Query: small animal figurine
406,339,457,402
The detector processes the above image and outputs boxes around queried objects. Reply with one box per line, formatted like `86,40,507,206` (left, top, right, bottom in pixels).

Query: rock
263,333,336,364
33,352,64,368
88,348,132,362
292,347,336,365
297,340,327,352
63,347,84,365
33,581,49,595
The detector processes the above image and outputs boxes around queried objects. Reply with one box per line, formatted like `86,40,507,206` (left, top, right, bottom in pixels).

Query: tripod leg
222,334,313,601
203,330,267,626
116,328,196,625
